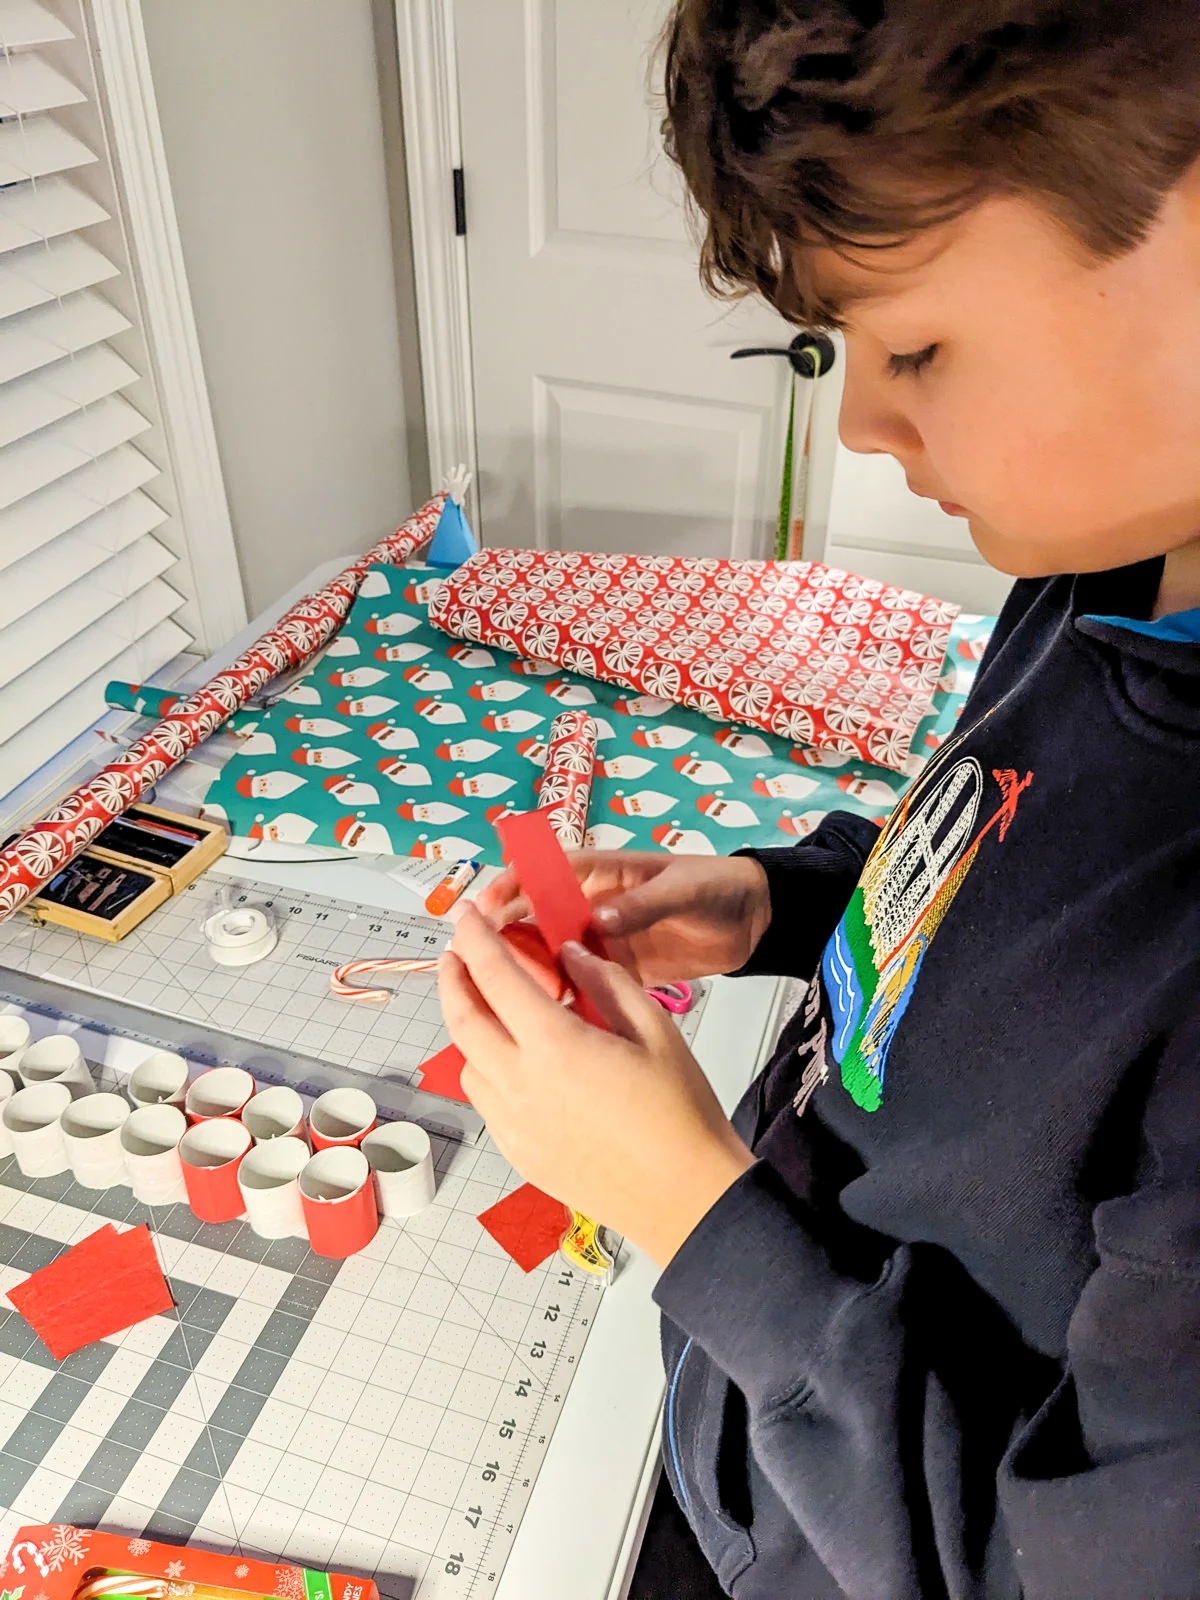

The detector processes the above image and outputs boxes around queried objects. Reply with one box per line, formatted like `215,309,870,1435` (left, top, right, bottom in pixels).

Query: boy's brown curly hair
661,1,1200,326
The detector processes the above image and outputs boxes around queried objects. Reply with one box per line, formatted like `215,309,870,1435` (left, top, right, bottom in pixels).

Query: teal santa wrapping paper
199,565,994,865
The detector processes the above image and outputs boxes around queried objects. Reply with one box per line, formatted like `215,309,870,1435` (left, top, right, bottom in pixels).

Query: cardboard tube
238,1136,310,1239
300,1146,378,1257
361,1122,436,1219
309,1087,377,1150
121,1104,188,1205
180,1117,252,1223
0,1015,31,1081
18,1034,94,1099
185,1065,255,1123
4,1082,72,1176
60,1093,131,1189
0,1067,18,1158
242,1085,306,1144
128,1051,190,1109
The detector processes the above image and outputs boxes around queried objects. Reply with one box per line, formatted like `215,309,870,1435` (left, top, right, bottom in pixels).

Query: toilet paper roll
60,1093,131,1189
361,1122,436,1219
0,1068,17,1159
128,1051,190,1110
18,1034,94,1098
120,1104,188,1205
0,1015,31,1082
308,1087,377,1151
300,1146,378,1257
242,1085,306,1144
185,1065,255,1123
3,1082,72,1176
180,1117,252,1224
238,1136,310,1239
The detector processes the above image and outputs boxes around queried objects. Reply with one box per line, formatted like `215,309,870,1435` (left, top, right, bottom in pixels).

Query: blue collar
1082,606,1200,645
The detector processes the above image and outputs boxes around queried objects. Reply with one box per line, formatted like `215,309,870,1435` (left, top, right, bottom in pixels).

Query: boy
439,2,1200,1594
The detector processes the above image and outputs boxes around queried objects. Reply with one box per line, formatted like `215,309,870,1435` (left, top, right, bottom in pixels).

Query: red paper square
478,1183,571,1273
7,1223,173,1360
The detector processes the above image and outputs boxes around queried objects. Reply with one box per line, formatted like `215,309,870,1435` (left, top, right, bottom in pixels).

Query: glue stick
425,859,480,917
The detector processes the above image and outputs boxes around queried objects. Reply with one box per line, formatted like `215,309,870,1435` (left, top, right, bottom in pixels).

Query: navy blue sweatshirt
654,560,1200,1599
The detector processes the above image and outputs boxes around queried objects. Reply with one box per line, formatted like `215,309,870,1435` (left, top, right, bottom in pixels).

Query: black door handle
731,331,836,378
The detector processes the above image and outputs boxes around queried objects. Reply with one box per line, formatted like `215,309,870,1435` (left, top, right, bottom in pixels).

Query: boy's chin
964,517,1091,581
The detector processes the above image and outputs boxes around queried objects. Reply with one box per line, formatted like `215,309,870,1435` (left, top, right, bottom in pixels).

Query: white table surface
154,562,788,1600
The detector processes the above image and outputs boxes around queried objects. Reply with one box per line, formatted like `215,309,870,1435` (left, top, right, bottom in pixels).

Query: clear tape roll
203,905,279,967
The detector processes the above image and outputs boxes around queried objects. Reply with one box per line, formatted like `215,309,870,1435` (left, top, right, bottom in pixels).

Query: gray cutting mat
0,1067,604,1600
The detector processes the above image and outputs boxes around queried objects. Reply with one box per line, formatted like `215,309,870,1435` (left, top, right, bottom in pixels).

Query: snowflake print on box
430,553,959,771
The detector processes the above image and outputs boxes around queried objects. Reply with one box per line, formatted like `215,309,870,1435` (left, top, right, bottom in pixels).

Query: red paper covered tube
537,710,596,849
0,492,450,922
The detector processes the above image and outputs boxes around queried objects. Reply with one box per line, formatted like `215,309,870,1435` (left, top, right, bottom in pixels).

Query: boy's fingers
450,906,571,1042
591,871,680,936
437,949,516,1071
560,941,663,1045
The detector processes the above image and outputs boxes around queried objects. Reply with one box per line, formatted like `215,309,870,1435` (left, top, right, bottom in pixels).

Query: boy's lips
909,480,969,518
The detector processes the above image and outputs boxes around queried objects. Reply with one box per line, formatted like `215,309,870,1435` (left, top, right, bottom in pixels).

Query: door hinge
452,168,467,237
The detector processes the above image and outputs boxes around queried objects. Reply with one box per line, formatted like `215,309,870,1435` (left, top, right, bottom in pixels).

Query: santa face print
337,696,400,717
608,789,674,818
402,667,452,692
364,611,420,636
653,825,717,856
546,681,596,706
836,775,898,807
584,823,635,850
672,755,733,786
595,755,656,780
713,729,772,760
336,817,394,853
614,695,672,717
374,641,430,663
777,809,825,838
481,710,543,733
291,746,355,769
436,739,501,763
324,636,360,657
752,772,820,801
368,724,418,751
397,801,468,825
511,658,556,676
328,667,387,688
237,770,307,800
632,724,690,750
447,645,495,668
378,759,433,786
252,813,318,844
468,681,527,703
697,794,760,829
448,772,515,799
279,684,321,706
411,835,483,861
415,699,467,726
323,778,380,806
237,732,277,758
285,717,350,737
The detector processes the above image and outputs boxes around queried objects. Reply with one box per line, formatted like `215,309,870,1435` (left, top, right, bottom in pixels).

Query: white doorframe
87,0,247,651
393,0,480,526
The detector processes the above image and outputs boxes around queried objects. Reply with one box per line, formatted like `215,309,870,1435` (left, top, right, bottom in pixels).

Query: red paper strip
7,1223,173,1360
417,1043,470,1103
495,808,609,1028
478,1182,571,1273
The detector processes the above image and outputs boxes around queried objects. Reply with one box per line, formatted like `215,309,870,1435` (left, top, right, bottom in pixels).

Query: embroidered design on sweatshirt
819,755,1032,1113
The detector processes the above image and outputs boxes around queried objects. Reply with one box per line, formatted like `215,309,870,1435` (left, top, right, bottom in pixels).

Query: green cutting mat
200,565,993,865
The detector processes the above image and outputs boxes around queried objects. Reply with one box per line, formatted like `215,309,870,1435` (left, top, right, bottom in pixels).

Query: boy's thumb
560,941,655,1043
592,877,681,938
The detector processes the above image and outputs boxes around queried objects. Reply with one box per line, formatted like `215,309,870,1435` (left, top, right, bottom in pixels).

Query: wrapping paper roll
0,491,451,922
537,710,597,849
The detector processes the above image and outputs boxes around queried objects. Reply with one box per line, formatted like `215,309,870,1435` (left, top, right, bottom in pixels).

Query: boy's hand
477,850,772,984
440,906,754,1268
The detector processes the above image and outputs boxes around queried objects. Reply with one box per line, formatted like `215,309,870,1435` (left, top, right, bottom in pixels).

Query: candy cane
7,1547,48,1578
330,957,440,1003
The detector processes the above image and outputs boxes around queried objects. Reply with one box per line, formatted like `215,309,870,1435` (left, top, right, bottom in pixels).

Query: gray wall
143,0,425,617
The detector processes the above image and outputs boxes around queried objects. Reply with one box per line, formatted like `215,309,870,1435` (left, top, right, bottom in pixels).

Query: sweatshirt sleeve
729,809,880,981
654,1015,1200,1600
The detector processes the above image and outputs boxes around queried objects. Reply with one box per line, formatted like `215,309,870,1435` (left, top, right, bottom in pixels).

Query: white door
452,0,1011,610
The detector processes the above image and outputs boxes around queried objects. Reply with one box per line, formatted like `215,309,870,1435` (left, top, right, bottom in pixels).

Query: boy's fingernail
594,906,618,927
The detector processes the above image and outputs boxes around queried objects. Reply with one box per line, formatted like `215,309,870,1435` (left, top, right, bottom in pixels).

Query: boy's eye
887,343,939,377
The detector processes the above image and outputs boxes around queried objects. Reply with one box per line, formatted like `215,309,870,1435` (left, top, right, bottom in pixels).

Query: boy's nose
838,341,924,461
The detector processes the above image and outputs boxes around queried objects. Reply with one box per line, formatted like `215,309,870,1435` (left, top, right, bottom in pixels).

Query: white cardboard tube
0,1015,31,1082
4,1082,72,1176
238,1136,310,1238
0,1068,16,1158
120,1103,188,1205
128,1051,190,1110
18,1034,94,1098
242,1085,306,1144
361,1122,436,1219
60,1093,131,1189
185,1065,255,1122
309,1086,377,1149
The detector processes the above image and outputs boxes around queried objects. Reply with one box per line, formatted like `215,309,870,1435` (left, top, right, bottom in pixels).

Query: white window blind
0,0,191,798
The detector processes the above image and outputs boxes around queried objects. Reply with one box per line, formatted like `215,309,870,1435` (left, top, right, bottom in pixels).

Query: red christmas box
428,550,959,771
0,1526,377,1600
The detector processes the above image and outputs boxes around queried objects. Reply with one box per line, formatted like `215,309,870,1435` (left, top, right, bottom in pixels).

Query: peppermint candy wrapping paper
428,550,960,772
537,710,597,848
0,493,449,923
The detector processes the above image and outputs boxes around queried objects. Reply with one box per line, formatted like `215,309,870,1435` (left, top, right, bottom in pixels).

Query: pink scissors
646,981,695,1015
